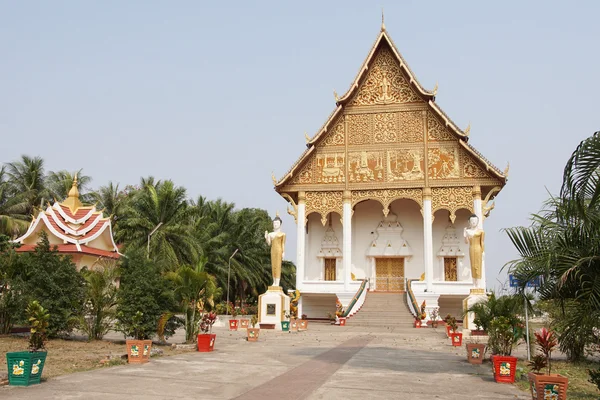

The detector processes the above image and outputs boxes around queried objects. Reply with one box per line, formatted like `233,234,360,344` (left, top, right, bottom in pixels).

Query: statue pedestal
462,288,487,333
258,286,290,331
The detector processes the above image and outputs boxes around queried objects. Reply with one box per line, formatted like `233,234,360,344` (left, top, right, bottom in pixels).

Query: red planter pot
239,319,249,329
197,334,216,352
451,332,463,346
229,319,239,331
339,317,347,326
414,320,422,328
445,325,452,337
528,372,569,400
466,343,485,364
126,340,152,364
492,355,518,383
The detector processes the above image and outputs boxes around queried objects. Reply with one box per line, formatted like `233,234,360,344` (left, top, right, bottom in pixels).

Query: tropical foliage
506,131,600,361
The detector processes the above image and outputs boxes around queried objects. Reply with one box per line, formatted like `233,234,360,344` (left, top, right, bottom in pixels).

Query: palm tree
78,261,119,340
90,182,129,234
46,169,93,203
0,167,30,238
505,131,600,361
116,178,198,269
5,155,48,216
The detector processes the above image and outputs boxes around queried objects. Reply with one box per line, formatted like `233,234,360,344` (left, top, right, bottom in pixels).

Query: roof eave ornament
381,8,386,31
333,89,339,103
464,123,471,137
304,131,311,144
433,82,438,96
271,172,278,187
503,162,510,179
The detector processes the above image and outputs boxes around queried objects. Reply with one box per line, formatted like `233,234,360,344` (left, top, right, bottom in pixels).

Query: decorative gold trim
351,188,422,217
431,187,473,223
305,191,344,226
281,193,298,223
482,186,502,220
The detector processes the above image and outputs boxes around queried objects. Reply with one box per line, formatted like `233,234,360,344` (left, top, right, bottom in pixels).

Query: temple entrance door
375,258,405,291
324,258,336,281
444,257,458,281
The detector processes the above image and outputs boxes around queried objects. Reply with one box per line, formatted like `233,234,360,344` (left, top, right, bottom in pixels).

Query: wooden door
375,258,405,291
444,257,457,281
324,258,336,281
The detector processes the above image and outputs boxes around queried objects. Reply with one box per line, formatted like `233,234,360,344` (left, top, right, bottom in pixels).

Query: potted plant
527,328,568,400
228,303,239,331
289,312,299,333
444,314,453,337
448,316,463,346
121,311,153,364
197,312,217,352
429,307,440,328
6,300,49,386
465,338,486,365
247,315,260,342
281,312,291,331
488,316,522,383
298,314,308,331
414,300,426,328
239,306,249,329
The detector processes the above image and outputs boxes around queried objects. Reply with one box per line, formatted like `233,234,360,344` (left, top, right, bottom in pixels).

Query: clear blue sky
2,1,599,291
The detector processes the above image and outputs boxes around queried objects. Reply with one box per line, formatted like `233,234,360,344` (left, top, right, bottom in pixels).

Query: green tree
46,169,93,203
505,131,600,361
5,155,48,216
0,166,30,238
0,242,26,334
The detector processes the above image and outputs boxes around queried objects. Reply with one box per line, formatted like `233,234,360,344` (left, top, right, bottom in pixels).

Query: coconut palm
90,182,129,234
46,169,93,203
5,155,48,216
505,131,600,361
116,178,198,269
0,166,30,238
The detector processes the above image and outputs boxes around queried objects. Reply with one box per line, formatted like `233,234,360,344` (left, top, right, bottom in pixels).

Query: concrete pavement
1,323,528,399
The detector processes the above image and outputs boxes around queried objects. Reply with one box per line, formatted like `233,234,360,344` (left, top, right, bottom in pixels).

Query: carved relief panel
348,151,385,183
350,46,423,106
398,111,424,142
305,191,344,226
373,112,397,143
316,153,346,184
321,117,345,147
386,149,424,181
427,111,455,141
290,158,314,185
459,149,491,179
348,114,372,145
428,146,460,180
431,187,473,223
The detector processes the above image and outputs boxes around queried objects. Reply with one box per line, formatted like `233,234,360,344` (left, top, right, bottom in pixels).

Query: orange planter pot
290,319,299,332
528,372,569,400
339,317,346,326
247,328,260,342
298,320,308,331
451,332,463,346
492,355,518,383
126,340,152,364
229,319,239,331
239,319,249,329
414,320,422,328
466,343,485,364
197,334,216,352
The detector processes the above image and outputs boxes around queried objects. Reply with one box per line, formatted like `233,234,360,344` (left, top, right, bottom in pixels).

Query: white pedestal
462,288,487,331
258,286,290,331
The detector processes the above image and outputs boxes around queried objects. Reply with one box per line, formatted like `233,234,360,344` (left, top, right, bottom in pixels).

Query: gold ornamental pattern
431,187,473,223
427,111,455,142
428,146,460,180
316,153,346,184
398,111,424,142
350,46,422,106
305,191,344,226
290,159,314,185
348,114,371,145
373,112,397,143
459,149,490,179
351,188,423,217
321,117,345,147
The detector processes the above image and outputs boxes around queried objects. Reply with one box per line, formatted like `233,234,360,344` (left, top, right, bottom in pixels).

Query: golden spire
271,172,277,186
333,90,339,102
503,162,510,178
304,131,311,143
381,8,386,31
433,82,438,96
464,123,471,137
62,172,83,212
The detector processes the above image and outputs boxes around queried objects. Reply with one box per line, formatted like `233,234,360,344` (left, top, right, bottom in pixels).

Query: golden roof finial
433,82,438,96
63,172,83,212
304,131,311,143
464,123,471,137
333,89,339,102
271,172,277,186
503,162,510,178
381,8,386,31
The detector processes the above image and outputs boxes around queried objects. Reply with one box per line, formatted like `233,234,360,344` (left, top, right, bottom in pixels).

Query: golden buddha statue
264,212,286,287
464,214,484,288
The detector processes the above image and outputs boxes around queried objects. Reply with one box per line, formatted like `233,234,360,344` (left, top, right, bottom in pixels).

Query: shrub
27,300,49,352
77,265,119,340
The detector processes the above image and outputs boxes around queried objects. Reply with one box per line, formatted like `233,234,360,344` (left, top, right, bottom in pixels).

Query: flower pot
451,332,463,347
229,319,239,331
239,319,249,329
445,324,452,337
466,343,485,364
470,329,487,336
247,328,260,342
126,340,152,364
6,351,47,386
281,321,290,331
492,355,518,383
527,372,569,400
197,333,216,352
339,317,347,326
298,320,308,331
290,319,299,332
431,321,439,328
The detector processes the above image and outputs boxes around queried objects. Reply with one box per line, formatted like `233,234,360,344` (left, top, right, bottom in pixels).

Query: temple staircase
348,292,415,328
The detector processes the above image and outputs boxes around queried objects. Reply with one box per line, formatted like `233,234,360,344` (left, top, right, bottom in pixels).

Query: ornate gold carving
427,112,454,141
431,187,473,223
387,149,424,181
350,46,422,106
428,146,459,179
464,123,471,137
272,172,278,186
373,112,397,143
348,151,385,183
398,111,423,142
316,153,345,184
281,193,298,223
290,159,314,185
482,186,501,220
305,191,344,226
322,117,345,147
347,114,371,145
460,150,490,179
304,132,310,143
351,188,422,217
334,90,339,102
503,162,510,178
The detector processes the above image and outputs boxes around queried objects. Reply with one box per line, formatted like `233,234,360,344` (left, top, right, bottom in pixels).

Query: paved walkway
2,323,528,399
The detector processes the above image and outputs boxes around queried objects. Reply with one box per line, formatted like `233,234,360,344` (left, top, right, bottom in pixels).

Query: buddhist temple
274,22,507,321
14,175,121,269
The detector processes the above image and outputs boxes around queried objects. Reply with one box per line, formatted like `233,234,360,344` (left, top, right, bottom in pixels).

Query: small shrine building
274,22,507,318
14,176,121,269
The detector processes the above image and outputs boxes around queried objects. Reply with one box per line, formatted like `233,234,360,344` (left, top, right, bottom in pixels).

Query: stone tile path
1,323,528,399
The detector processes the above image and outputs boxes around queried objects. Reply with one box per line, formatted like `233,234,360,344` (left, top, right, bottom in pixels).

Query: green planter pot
6,351,47,386
281,321,290,332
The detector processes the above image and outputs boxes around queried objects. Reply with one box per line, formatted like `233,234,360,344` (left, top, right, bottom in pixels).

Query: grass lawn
0,335,195,380
516,359,600,399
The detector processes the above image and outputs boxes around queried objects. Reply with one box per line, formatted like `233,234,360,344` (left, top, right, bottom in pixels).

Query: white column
343,192,352,291
423,189,434,292
296,192,306,290
472,186,485,290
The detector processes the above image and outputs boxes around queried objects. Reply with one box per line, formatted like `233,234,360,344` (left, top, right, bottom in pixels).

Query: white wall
305,212,343,281
302,293,337,319
432,208,472,281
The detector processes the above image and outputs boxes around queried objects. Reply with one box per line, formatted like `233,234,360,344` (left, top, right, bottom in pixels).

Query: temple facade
14,176,121,269
275,23,507,319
